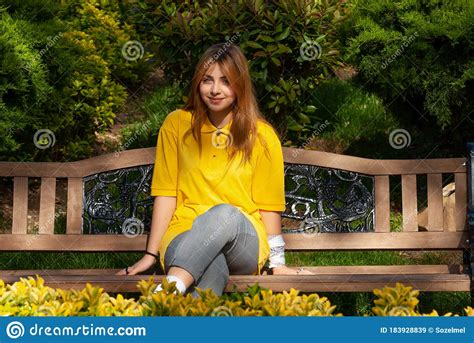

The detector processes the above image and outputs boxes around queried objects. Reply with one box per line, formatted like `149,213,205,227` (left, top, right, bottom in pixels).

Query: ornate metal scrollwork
83,165,154,235
281,163,374,234
82,162,374,235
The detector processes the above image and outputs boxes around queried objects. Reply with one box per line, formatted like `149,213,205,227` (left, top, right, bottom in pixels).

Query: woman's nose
211,82,221,95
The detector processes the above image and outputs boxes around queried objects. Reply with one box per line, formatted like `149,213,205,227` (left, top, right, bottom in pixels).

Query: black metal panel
281,163,374,233
83,165,154,235
82,162,374,235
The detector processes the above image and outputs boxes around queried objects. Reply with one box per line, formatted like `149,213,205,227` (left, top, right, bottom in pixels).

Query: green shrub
124,0,349,142
0,10,52,160
305,79,398,152
0,0,152,161
341,0,474,129
118,83,183,150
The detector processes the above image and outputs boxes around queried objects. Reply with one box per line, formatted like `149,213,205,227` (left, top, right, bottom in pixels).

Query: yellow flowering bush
0,277,471,317
371,282,473,317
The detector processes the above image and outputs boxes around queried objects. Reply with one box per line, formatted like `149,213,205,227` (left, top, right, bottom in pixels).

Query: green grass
0,252,146,270
286,250,414,266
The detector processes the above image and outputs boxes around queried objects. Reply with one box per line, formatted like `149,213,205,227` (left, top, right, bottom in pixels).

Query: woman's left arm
259,210,282,235
260,210,314,275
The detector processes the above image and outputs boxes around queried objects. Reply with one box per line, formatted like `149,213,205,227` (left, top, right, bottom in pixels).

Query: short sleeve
150,114,178,197
251,125,286,211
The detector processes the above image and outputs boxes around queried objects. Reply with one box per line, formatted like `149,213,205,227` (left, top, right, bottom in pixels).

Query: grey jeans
164,203,259,297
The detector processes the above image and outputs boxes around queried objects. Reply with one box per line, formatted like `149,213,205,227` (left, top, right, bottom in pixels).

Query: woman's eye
222,79,229,85
202,79,212,83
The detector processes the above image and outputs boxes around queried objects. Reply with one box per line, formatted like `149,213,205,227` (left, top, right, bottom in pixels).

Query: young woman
116,43,313,297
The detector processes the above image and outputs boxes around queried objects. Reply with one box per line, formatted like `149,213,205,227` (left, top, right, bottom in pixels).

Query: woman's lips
209,97,224,104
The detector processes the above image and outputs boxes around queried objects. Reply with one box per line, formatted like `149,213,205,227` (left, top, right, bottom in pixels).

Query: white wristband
267,234,286,268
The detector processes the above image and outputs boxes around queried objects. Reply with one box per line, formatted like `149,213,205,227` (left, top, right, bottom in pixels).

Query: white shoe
153,283,179,295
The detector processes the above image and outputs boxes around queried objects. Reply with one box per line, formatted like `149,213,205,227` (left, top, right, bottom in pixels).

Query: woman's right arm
115,195,176,275
146,195,177,257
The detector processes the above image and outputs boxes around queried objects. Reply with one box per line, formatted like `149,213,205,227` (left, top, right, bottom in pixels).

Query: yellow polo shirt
150,108,286,275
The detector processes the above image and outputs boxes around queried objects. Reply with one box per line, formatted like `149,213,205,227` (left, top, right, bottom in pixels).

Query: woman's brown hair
183,43,278,168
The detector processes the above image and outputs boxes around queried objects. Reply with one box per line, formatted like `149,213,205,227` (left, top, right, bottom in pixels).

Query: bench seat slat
0,273,468,293
0,265,463,277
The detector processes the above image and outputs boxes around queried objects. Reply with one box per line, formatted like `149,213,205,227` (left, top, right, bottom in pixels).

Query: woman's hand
115,254,157,276
271,265,314,275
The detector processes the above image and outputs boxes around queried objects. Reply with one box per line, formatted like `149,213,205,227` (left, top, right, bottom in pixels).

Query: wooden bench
0,143,473,303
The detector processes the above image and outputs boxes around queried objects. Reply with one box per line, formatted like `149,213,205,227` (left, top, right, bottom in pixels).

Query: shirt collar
201,113,233,133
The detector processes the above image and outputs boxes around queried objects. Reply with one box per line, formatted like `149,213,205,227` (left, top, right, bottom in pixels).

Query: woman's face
199,63,236,116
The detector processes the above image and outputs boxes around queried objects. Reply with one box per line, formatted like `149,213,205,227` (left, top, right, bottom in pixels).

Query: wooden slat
0,273,468,293
283,148,466,175
225,274,470,293
38,177,56,234
401,175,418,231
375,175,390,232
444,183,456,232
282,232,469,250
0,265,463,277
0,147,466,178
0,234,148,251
427,174,443,231
455,173,467,231
0,148,157,178
67,177,83,234
0,232,468,251
12,177,28,234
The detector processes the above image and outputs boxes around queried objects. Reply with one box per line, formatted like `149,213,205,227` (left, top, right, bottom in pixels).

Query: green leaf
271,57,281,66
277,43,292,54
246,41,265,49
297,112,311,124
275,27,290,41
287,117,304,131
258,35,274,43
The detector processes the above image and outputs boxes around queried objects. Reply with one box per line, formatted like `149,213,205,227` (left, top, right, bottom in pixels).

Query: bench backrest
0,146,471,253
